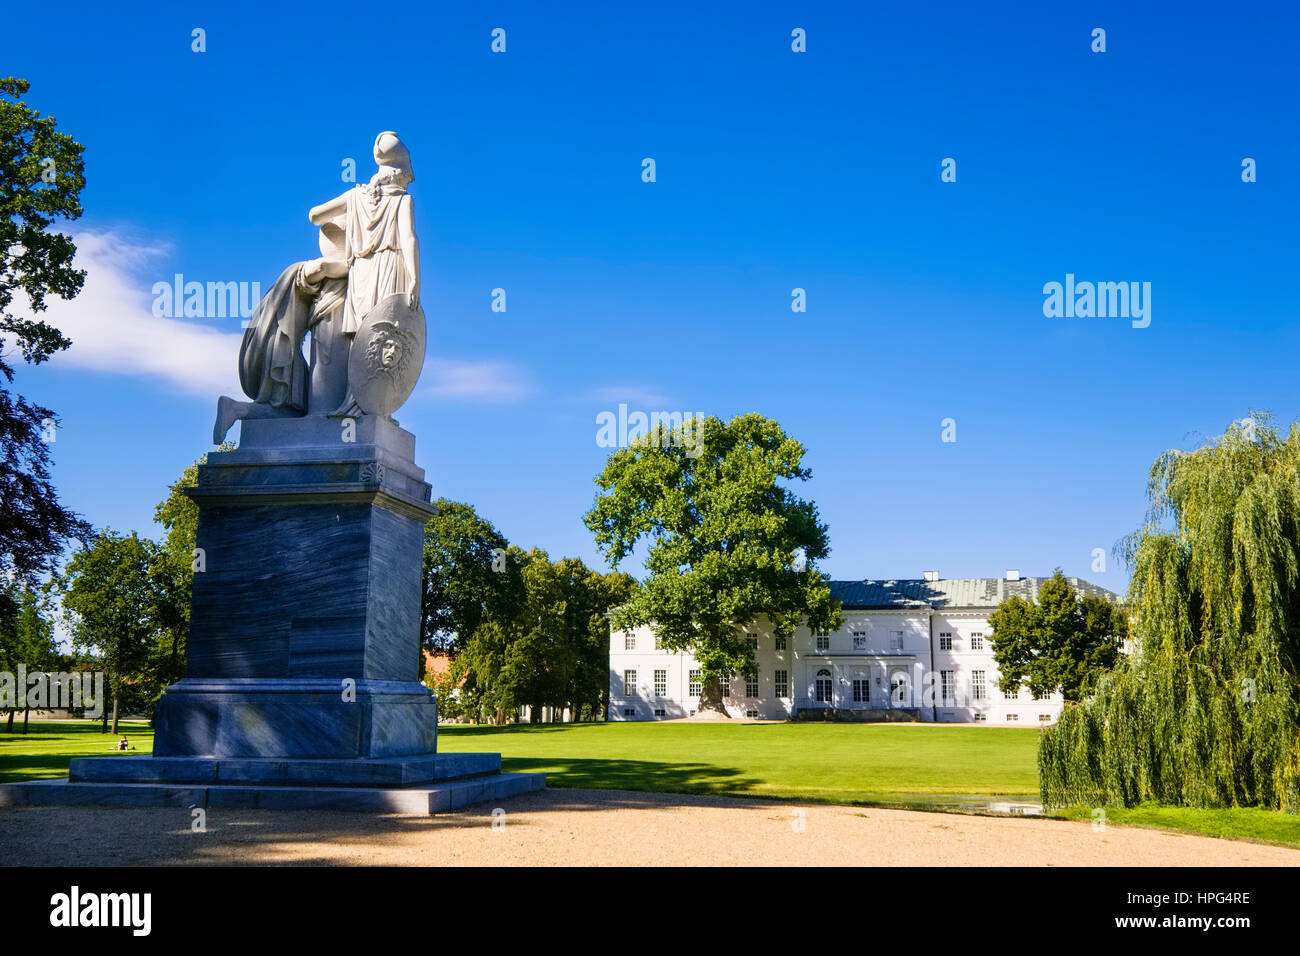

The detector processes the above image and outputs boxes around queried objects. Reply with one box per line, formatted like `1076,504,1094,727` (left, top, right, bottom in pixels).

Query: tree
420,498,525,656
57,531,160,734
558,558,634,720
0,77,90,584
424,667,465,722
0,585,57,732
988,570,1125,702
146,448,231,706
584,413,842,715
451,547,634,723
1040,414,1300,812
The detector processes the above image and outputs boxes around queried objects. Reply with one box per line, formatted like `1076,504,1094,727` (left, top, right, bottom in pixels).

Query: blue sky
4,0,1298,594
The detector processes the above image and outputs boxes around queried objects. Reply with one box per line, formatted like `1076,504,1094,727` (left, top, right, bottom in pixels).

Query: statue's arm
308,192,349,226
399,195,420,310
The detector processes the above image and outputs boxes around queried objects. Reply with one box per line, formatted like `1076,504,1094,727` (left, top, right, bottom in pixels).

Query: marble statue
0,130,546,813
213,131,425,443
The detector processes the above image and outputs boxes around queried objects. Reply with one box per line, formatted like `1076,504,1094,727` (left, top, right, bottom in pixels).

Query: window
890,672,909,704
775,635,786,651
718,674,731,698
970,632,985,651
852,630,868,651
1006,713,1019,721
745,708,759,718
623,632,636,651
745,674,759,698
653,633,661,650
815,668,833,703
852,678,870,703
1034,687,1053,701
747,634,759,651
890,631,904,652
939,632,953,651
623,670,637,696
1003,684,1019,700
973,713,987,722
1039,714,1052,722
654,669,667,697
688,670,702,697
940,670,955,704
654,708,666,717
815,634,830,652
774,669,789,698
623,708,635,717
972,671,987,701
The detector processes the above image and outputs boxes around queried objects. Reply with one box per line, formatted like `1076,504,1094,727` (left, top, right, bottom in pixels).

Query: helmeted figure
214,132,423,443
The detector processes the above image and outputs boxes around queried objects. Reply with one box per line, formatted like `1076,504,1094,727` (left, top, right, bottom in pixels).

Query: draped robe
237,181,410,412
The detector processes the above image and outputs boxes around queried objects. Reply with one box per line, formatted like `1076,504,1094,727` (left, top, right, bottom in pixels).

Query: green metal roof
829,577,1119,610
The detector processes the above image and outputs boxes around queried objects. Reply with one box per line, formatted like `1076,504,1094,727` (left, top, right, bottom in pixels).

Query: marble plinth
154,415,439,761
0,416,547,813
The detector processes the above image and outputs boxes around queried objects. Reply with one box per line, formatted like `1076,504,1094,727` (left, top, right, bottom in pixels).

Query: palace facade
607,571,1119,724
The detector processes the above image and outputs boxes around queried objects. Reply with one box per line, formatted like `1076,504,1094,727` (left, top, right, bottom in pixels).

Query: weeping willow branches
1041,413,1300,812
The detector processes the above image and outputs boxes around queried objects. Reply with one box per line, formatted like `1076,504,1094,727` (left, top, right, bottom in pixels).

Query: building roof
828,576,1120,610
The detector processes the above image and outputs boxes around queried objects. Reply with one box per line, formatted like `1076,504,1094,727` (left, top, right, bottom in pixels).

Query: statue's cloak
238,263,344,413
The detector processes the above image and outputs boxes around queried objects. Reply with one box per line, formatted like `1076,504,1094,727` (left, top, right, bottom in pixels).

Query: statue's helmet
373,131,414,183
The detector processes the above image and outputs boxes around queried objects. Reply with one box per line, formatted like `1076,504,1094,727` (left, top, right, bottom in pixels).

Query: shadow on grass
498,756,760,800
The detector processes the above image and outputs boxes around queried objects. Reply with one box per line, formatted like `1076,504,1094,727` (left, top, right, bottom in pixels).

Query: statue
0,128,546,813
213,131,425,443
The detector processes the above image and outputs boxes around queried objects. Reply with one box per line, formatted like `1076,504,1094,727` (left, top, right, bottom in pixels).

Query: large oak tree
584,413,842,715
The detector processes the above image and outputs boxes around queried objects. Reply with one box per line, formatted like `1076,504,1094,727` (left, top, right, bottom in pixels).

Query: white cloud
422,358,536,403
29,230,243,398
24,230,537,407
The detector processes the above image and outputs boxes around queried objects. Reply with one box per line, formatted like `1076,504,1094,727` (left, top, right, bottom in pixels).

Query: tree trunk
101,707,108,732
697,679,730,717
5,710,12,732
22,708,29,734
110,695,120,735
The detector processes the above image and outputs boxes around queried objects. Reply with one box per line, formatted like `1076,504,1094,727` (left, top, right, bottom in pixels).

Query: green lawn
1048,803,1300,848
439,721,1042,805
0,719,153,783
6,718,1299,848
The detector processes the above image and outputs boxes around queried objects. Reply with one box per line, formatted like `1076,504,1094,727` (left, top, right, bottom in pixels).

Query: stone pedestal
0,415,544,812
156,415,438,759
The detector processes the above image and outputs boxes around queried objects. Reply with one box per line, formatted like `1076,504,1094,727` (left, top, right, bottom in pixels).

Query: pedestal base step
67,752,501,787
0,771,545,814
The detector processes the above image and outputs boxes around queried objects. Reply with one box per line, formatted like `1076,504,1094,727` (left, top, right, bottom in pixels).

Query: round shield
347,293,427,416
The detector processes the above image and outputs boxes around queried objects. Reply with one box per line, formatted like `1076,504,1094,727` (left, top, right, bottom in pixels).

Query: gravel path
2,788,1296,866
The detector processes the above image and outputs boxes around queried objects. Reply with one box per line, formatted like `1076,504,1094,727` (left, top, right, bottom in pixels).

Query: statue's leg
213,396,298,445
309,310,350,415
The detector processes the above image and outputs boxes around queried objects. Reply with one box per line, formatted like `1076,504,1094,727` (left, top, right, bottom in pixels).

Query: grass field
439,721,1042,805
0,720,153,783
5,718,1299,847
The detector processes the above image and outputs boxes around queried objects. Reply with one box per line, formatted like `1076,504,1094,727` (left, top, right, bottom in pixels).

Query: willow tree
584,413,842,715
1040,414,1300,812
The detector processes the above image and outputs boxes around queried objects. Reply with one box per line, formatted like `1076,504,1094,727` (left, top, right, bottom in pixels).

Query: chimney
1005,569,1020,581
923,570,939,582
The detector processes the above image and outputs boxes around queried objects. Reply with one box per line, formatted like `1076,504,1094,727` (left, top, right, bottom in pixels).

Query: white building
607,571,1119,724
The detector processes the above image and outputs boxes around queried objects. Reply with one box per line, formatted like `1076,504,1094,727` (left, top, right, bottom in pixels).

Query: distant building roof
829,576,1119,610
